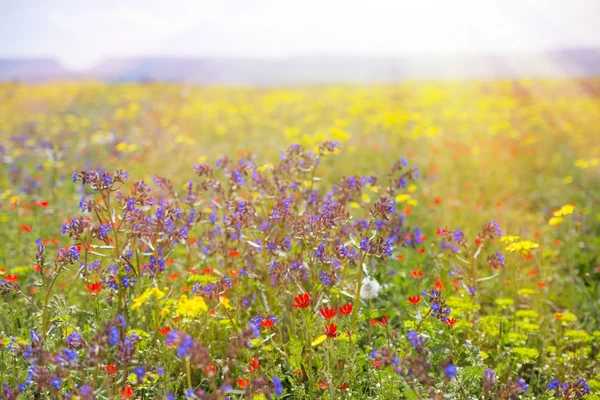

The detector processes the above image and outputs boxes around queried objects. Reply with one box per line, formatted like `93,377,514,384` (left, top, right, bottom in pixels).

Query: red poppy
119,384,133,399
337,382,349,390
379,316,389,326
475,238,482,247
249,358,260,373
371,359,381,369
237,377,249,388
403,207,411,216
260,319,274,329
317,381,329,389
294,370,302,376
34,200,49,208
369,318,380,325
527,269,537,276
433,197,442,205
338,303,353,315
85,282,102,295
408,295,421,304
203,268,213,275
292,293,310,309
4,275,18,283
21,224,32,233
158,326,171,335
435,228,447,235
325,323,338,338
168,273,178,281
445,318,457,326
106,364,116,374
319,306,337,320
203,362,217,377
411,267,424,279
229,269,239,276
228,250,240,258
536,282,546,288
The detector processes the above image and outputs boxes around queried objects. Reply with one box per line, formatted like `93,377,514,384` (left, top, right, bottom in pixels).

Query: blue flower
272,376,283,396
443,363,457,378
548,378,560,391
360,237,370,252
517,377,528,393
50,377,62,390
134,366,145,379
407,330,422,347
108,327,119,346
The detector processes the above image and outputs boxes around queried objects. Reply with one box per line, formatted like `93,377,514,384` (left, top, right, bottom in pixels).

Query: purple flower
50,377,62,390
443,363,457,379
272,376,283,396
108,328,119,346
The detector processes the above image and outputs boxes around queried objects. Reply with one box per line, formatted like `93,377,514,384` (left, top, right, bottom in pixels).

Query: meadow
0,79,599,399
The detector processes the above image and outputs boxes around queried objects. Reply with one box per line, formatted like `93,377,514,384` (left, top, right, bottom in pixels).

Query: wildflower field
0,79,599,399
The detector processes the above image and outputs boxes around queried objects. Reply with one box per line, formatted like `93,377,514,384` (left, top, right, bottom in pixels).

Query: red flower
21,224,32,233
203,268,214,275
536,282,546,288
260,318,274,329
249,358,260,373
407,295,421,304
106,364,117,374
228,250,240,258
371,359,381,369
4,274,18,283
292,293,310,309
325,323,337,338
119,384,133,399
237,377,249,388
445,318,457,326
411,267,424,279
337,382,349,390
34,200,49,208
396,254,404,260
158,326,171,335
317,381,329,389
168,273,178,281
319,306,337,320
370,316,389,326
338,303,353,315
85,282,102,295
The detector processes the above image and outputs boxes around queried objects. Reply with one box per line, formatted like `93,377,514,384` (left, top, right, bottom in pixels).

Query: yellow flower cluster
175,295,208,318
505,240,540,255
131,287,166,310
549,204,575,226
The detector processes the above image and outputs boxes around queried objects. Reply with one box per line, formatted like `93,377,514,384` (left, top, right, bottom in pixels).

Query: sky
1,0,599,70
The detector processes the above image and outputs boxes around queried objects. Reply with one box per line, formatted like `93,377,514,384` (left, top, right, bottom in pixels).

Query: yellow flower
176,295,208,317
499,235,520,243
311,335,327,347
553,204,575,217
505,240,540,255
131,287,166,310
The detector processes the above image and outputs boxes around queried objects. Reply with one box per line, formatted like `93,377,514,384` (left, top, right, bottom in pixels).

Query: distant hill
0,58,77,81
2,49,600,84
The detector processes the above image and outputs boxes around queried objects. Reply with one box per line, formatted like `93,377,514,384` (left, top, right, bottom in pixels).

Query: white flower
360,276,381,299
